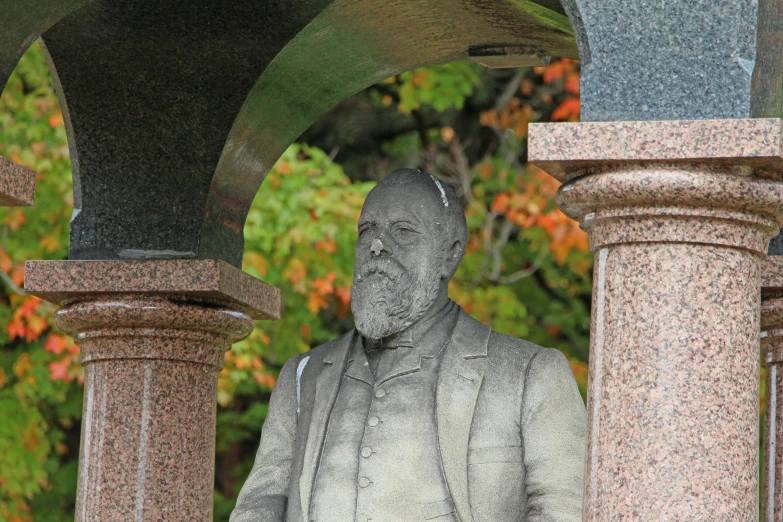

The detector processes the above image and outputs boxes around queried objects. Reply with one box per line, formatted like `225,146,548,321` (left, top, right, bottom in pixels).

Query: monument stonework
231,169,587,521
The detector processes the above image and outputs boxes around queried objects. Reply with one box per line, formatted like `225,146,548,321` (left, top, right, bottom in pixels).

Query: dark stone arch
39,0,337,263
11,0,577,267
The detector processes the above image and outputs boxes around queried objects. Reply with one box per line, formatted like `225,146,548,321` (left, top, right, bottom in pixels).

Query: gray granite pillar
24,260,280,521
530,118,783,521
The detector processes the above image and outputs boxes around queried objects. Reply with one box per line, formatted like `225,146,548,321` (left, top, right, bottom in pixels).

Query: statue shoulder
486,329,545,367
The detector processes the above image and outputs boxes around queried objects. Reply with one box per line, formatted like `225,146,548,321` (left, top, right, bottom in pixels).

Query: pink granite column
762,257,783,522
529,119,783,521
24,260,280,521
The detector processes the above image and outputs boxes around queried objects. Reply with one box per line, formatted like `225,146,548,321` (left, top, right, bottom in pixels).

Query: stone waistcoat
310,303,460,522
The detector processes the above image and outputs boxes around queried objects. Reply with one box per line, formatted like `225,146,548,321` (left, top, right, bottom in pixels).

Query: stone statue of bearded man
231,169,586,522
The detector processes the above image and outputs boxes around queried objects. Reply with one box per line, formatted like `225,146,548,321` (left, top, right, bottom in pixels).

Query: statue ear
441,239,463,279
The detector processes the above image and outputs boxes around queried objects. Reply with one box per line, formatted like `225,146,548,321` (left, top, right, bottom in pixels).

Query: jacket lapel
299,330,355,520
436,310,490,522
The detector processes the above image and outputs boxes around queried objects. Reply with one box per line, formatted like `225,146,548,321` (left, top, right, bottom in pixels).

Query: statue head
350,168,467,339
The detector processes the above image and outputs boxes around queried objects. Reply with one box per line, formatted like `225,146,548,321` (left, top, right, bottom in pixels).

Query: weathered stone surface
232,170,586,521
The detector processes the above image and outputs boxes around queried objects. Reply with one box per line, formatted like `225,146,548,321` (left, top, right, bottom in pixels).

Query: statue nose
371,239,384,256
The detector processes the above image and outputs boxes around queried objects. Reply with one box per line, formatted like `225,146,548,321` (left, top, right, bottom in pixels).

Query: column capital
529,119,783,254
529,118,783,182
54,297,254,367
24,258,280,320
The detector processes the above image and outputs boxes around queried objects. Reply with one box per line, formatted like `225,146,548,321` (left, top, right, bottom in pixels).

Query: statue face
350,178,449,339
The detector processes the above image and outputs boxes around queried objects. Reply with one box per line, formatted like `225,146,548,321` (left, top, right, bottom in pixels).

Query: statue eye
394,225,416,237
358,224,375,237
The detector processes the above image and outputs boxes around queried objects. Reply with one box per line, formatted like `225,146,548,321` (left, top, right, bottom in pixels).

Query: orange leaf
45,335,67,355
3,210,26,231
565,72,580,95
254,372,277,389
40,234,61,253
10,266,25,286
313,277,335,295
314,239,337,254
490,192,510,213
307,292,328,314
6,318,25,340
48,113,63,128
552,98,581,122
48,359,71,382
336,287,351,306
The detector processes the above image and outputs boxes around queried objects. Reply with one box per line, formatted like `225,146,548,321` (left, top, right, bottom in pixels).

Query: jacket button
359,477,371,488
375,388,386,398
368,416,380,427
361,447,373,458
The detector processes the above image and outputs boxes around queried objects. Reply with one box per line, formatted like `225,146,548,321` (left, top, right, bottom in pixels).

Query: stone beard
350,253,442,340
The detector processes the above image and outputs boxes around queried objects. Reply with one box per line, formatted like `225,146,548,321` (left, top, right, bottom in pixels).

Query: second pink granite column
530,119,783,521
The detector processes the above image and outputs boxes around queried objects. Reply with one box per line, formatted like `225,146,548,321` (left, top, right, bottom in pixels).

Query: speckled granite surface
24,259,280,320
763,257,783,298
0,156,36,206
531,119,783,521
529,119,783,182
54,297,253,521
763,298,783,522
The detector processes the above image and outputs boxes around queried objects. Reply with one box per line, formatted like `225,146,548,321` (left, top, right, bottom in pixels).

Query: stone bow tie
368,330,414,350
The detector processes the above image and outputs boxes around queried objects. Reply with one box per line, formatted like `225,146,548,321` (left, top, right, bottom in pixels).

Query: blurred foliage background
0,43,590,521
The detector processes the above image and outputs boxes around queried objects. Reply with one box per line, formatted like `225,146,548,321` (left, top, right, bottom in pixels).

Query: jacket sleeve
230,353,302,522
520,348,586,522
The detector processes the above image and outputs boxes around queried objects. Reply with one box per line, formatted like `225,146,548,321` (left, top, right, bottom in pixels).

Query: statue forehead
360,172,448,224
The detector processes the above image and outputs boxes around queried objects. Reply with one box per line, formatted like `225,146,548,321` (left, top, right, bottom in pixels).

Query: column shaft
588,236,760,519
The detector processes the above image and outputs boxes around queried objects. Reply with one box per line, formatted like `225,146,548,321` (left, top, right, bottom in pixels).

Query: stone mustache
231,169,586,522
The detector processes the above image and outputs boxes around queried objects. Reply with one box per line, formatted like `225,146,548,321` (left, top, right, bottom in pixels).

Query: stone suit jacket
231,308,586,522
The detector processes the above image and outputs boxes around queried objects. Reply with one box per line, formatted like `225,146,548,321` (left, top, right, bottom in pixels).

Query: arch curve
201,0,578,263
